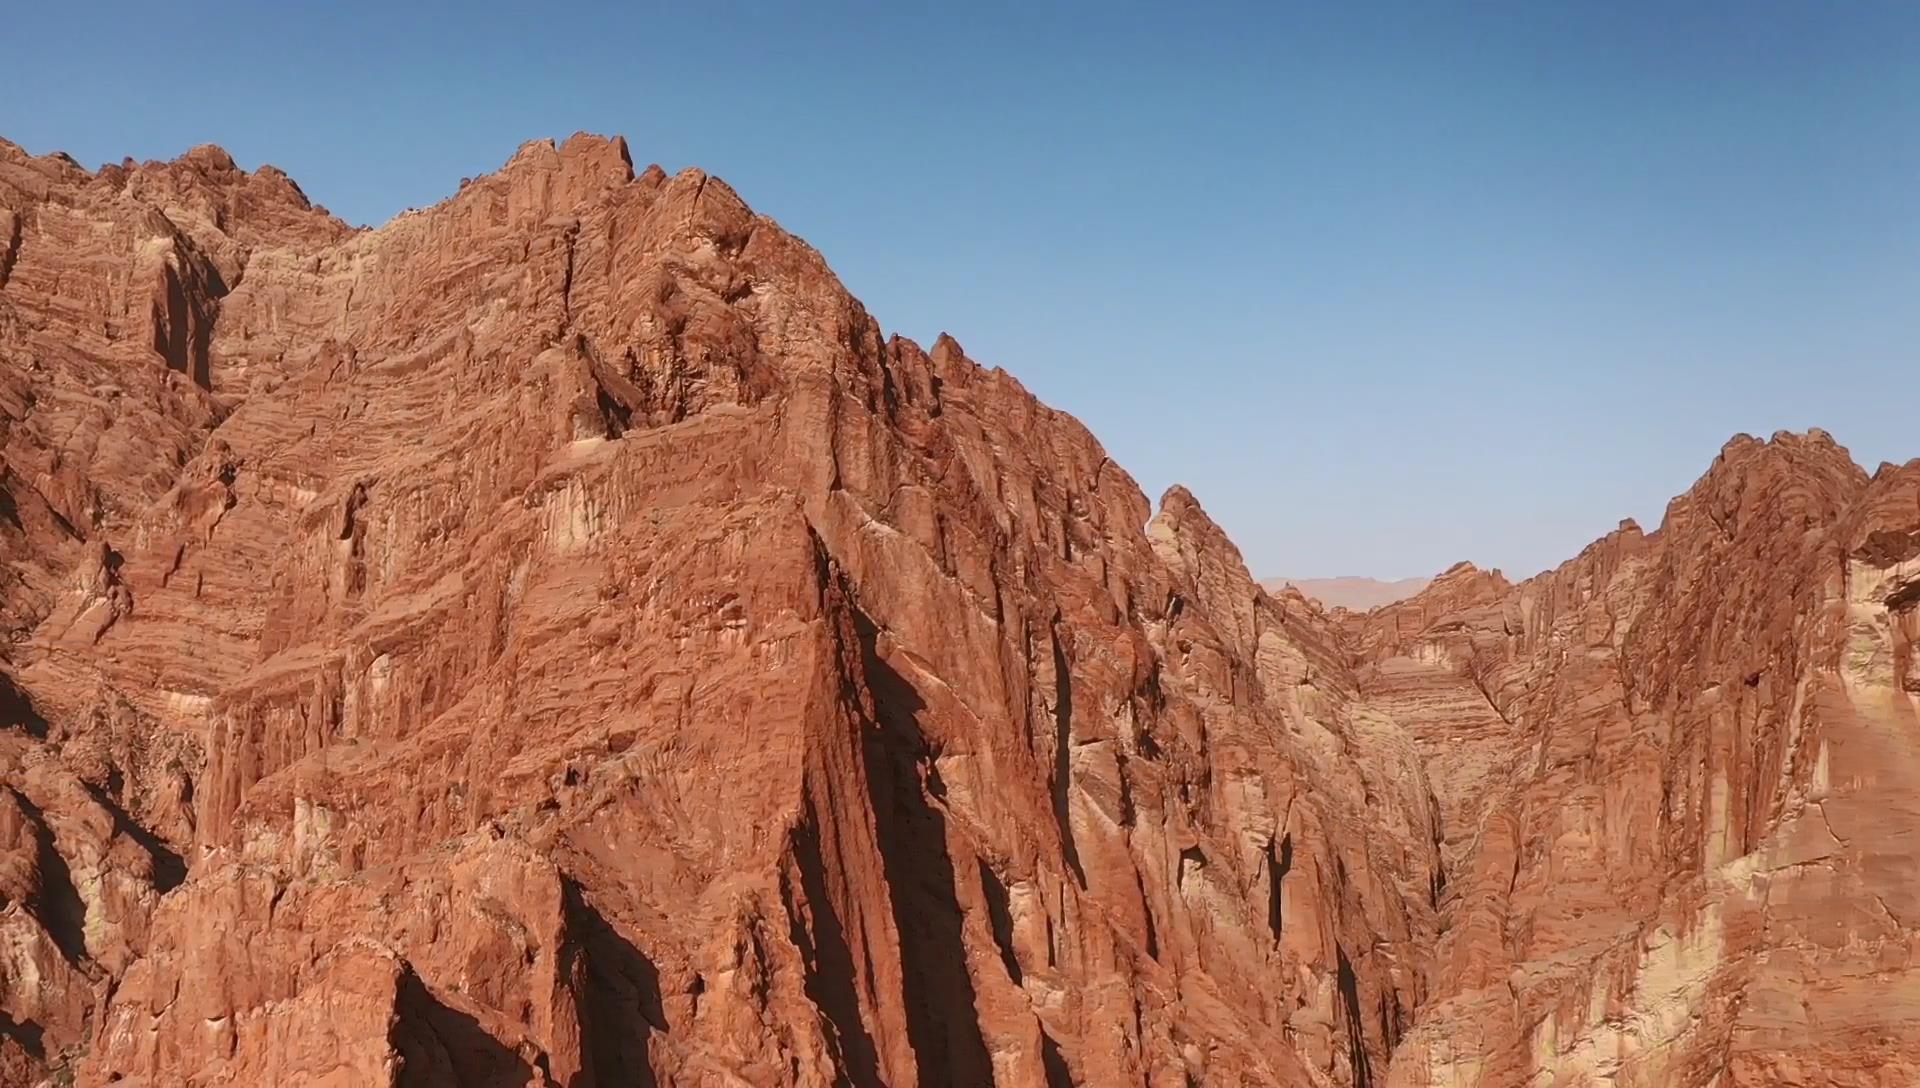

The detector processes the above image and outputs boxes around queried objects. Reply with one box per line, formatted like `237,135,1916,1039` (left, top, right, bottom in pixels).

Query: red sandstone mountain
0,134,1915,1088
1260,577,1433,613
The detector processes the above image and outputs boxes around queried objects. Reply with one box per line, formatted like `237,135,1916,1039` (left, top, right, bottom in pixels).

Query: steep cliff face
0,133,1913,1088
0,134,1442,1088
1354,433,1920,1086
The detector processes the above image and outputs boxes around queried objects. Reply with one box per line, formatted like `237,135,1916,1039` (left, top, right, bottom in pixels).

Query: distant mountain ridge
1262,574,1432,611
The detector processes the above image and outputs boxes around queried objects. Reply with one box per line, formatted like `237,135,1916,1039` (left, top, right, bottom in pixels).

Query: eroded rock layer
1356,434,1920,1086
0,134,1439,1088
0,133,1914,1087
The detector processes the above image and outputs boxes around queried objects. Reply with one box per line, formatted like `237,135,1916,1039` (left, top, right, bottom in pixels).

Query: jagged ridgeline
2,134,1917,1087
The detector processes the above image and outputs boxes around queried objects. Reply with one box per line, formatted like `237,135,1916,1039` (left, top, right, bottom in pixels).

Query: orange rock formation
1,134,1914,1087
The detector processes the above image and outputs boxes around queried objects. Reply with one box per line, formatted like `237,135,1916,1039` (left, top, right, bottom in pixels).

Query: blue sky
7,2,1916,578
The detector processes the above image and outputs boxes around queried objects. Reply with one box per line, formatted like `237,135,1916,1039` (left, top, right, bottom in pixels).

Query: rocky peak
1,134,1915,1088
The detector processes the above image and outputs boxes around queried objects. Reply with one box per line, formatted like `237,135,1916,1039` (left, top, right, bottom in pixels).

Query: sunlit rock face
2,133,1915,1088
1354,431,1920,1087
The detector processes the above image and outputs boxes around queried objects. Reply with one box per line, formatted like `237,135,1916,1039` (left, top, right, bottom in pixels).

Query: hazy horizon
7,1,1914,580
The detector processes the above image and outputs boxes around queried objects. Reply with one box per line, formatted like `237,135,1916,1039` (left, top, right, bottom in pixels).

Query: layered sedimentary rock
1355,433,1920,1086
0,134,1441,1088
0,132,1914,1088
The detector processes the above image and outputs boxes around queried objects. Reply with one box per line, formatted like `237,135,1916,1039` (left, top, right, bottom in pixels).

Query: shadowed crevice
1041,1029,1074,1088
563,881,662,1088
1885,576,1920,613
1379,983,1405,1054
10,791,88,964
81,781,187,893
1050,620,1086,887
0,1010,45,1059
1266,833,1292,941
978,860,1022,984
393,970,537,1088
1137,867,1160,961
783,807,885,1088
0,672,48,739
853,606,994,1087
1337,946,1373,1088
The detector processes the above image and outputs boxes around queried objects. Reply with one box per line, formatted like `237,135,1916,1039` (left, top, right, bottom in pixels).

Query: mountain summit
2,135,1916,1087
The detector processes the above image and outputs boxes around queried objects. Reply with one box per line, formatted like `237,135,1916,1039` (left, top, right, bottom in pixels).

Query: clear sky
6,2,1916,579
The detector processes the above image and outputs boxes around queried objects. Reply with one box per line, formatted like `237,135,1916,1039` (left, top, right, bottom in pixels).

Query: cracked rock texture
0,133,1915,1087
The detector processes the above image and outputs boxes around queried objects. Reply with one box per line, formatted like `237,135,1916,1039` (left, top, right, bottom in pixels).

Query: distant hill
1261,575,1432,611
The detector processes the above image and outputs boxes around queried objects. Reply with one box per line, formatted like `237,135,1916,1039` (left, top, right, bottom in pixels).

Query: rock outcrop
1354,434,1920,1086
0,132,1914,1087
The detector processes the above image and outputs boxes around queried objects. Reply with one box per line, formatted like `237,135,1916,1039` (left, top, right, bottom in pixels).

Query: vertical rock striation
1355,433,1920,1086
0,134,1434,1088
0,132,1914,1087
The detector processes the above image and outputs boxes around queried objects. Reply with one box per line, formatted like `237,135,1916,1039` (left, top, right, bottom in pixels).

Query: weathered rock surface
1354,434,1920,1086
0,132,1913,1087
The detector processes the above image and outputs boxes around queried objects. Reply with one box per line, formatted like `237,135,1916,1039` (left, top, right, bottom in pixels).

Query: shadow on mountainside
786,803,888,1088
564,882,663,1088
12,791,90,965
395,971,539,1088
0,671,48,738
853,604,997,1088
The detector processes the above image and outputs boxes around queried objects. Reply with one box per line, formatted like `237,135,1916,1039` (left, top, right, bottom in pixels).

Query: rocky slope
0,133,1914,1087
1356,435,1920,1086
